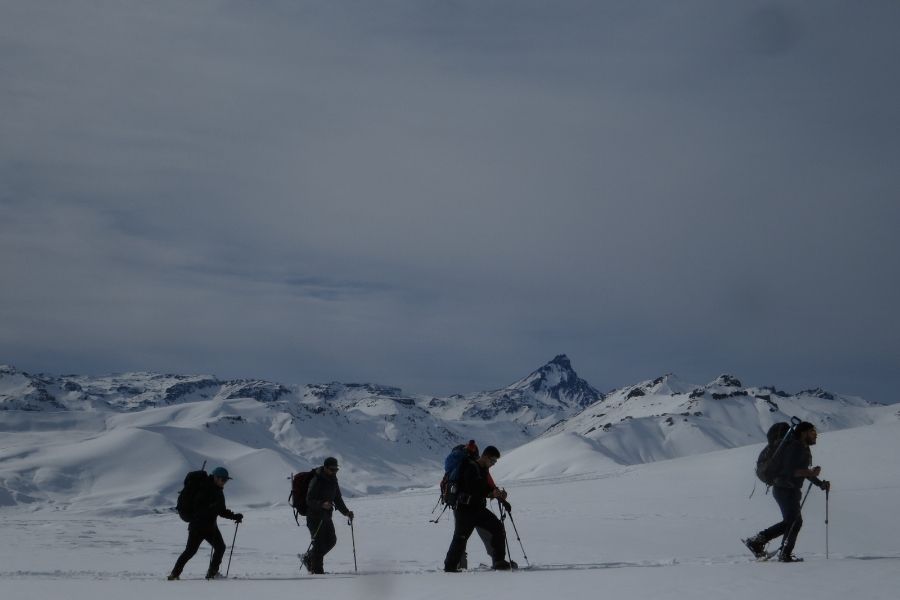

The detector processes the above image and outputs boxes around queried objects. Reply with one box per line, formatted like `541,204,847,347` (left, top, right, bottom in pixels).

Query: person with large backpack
743,422,831,562
301,457,354,574
168,466,244,580
443,445,512,572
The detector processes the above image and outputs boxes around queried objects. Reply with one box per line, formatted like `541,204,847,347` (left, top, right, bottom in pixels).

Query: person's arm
334,487,350,517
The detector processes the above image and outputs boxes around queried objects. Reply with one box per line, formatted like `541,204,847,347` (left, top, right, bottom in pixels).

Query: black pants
444,504,506,570
305,515,337,573
760,486,803,556
171,523,226,577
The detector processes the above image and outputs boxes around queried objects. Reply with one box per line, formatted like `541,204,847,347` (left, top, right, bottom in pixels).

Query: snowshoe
742,536,767,559
778,554,804,563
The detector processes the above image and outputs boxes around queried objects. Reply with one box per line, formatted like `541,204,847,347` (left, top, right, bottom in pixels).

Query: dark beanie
795,421,816,435
324,457,339,468
483,445,501,458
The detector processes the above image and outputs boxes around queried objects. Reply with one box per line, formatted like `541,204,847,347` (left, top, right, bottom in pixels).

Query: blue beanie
211,467,231,480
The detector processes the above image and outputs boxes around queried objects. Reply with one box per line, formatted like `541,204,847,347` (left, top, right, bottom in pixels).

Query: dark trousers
171,523,226,577
760,486,803,556
444,504,506,570
305,515,337,573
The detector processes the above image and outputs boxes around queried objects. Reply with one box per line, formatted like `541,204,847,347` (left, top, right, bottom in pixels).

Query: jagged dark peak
549,354,573,369
508,354,603,407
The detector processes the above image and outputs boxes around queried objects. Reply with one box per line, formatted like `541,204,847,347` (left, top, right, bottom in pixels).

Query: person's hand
322,500,333,510
234,513,244,523
819,480,831,492
347,510,355,522
500,499,512,513
811,466,822,478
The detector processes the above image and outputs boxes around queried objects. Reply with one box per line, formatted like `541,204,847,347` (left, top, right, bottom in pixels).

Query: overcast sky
1,1,898,402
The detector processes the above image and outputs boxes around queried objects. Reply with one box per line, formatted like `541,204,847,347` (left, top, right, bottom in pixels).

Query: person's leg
314,518,337,572
170,527,205,578
473,509,507,565
205,526,227,577
445,508,477,571
776,487,803,558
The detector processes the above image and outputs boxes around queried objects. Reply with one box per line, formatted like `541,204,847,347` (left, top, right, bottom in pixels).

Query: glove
819,480,831,492
500,499,512,513
234,513,244,523
347,510,354,522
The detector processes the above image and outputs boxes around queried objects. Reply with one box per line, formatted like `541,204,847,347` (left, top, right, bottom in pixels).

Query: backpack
289,470,315,517
440,440,478,506
176,468,209,522
755,420,798,486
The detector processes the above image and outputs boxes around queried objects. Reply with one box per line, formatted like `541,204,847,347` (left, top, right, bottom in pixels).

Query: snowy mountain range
0,357,895,514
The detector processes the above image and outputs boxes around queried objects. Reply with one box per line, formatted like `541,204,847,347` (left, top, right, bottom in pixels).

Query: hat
211,467,232,480
483,445,501,459
323,457,339,469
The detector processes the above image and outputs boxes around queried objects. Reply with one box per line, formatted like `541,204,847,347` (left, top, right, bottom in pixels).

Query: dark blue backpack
440,440,478,505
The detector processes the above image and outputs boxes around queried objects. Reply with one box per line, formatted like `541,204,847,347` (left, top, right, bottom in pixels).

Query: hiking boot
166,574,179,581
301,553,313,574
492,559,512,570
205,571,224,580
778,554,804,563
444,565,462,573
743,535,767,558
509,560,519,569
458,552,467,570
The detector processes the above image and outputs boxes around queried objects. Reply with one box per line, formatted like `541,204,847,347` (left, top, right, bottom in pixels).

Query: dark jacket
306,467,350,519
454,458,494,508
774,439,812,489
189,475,237,528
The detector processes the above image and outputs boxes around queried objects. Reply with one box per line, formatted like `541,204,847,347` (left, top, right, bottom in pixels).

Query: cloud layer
2,1,899,400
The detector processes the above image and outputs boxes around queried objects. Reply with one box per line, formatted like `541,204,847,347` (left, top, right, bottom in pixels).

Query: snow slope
1,420,897,600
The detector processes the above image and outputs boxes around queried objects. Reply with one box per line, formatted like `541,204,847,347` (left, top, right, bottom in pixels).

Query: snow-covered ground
2,421,898,599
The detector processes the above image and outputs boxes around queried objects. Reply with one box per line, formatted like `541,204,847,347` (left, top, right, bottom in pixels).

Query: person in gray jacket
302,457,354,574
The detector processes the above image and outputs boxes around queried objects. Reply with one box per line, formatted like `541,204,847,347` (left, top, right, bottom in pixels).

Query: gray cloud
2,1,899,402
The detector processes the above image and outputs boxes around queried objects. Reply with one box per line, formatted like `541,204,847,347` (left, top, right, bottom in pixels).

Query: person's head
795,422,818,445
478,445,501,468
211,467,231,488
323,457,340,475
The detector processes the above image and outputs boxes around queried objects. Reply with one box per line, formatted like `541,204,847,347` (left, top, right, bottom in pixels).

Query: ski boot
743,535,767,559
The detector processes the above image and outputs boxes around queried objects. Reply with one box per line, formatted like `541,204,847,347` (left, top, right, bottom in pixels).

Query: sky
1,1,899,402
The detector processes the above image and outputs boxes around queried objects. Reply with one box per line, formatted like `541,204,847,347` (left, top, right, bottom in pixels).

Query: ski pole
505,507,530,567
225,521,239,577
497,500,514,566
348,516,358,572
430,503,449,523
825,487,830,559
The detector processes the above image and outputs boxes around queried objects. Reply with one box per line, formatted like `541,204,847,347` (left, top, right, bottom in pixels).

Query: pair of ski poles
497,498,530,568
